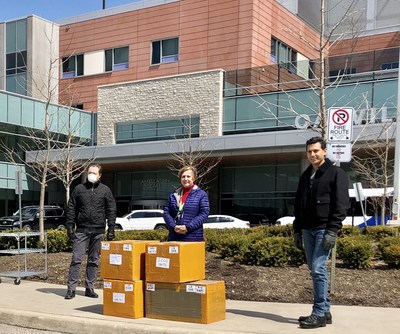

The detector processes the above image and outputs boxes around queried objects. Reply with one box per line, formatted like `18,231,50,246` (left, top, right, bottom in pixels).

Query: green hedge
1,225,398,269
337,235,374,268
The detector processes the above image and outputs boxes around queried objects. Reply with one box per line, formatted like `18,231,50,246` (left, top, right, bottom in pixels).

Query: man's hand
67,226,76,240
323,230,337,250
107,227,115,241
294,232,303,250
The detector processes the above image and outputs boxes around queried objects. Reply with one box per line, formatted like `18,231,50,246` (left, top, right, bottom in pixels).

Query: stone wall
97,69,224,145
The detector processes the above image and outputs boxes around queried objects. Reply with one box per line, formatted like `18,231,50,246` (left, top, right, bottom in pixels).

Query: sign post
15,169,23,229
327,107,354,295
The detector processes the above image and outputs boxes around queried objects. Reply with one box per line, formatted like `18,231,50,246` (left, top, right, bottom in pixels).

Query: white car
275,215,374,227
115,209,167,230
204,215,250,229
275,216,295,226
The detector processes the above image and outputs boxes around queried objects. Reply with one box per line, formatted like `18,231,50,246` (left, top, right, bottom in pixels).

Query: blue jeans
302,229,331,317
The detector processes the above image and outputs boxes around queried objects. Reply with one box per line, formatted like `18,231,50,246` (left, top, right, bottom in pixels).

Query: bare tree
242,0,362,139
46,106,96,205
351,117,396,225
1,26,94,240
165,118,221,189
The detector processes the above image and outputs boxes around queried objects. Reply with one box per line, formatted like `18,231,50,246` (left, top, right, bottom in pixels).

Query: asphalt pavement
0,278,399,334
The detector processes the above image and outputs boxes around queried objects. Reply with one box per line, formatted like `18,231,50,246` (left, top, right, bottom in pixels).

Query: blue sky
0,0,142,22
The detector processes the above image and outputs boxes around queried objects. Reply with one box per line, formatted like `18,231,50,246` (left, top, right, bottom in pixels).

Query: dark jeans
67,232,104,291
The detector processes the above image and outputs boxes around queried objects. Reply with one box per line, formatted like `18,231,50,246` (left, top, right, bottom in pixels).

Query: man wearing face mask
65,164,116,300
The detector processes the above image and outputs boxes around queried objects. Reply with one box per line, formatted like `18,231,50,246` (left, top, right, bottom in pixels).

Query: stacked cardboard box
144,241,226,324
101,240,151,319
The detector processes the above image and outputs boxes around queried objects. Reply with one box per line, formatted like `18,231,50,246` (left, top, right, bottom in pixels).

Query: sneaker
85,288,99,298
298,312,332,324
64,290,75,300
299,315,326,329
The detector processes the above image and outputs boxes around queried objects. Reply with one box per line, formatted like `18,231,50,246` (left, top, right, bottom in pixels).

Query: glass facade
223,78,398,134
116,117,200,144
5,19,28,95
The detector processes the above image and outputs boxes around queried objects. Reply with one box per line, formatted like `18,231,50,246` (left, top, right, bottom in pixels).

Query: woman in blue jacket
163,166,210,241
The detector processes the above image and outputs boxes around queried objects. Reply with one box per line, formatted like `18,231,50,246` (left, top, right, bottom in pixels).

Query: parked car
115,209,167,230
0,205,66,231
275,216,295,226
235,213,270,227
204,215,250,229
275,215,379,227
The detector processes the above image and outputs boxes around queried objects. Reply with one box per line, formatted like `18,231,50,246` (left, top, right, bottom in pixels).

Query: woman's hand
174,225,187,234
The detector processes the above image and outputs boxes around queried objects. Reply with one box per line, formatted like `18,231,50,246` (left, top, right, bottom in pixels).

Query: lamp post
392,49,400,221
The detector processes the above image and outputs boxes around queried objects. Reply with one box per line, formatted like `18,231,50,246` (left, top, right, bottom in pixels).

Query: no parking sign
328,108,353,141
327,107,353,163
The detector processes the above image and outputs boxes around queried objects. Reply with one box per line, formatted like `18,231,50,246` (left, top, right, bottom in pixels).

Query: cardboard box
100,240,153,281
145,241,205,283
103,279,144,319
145,280,226,324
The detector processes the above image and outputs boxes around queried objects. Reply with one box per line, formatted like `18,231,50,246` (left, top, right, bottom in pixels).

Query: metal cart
0,231,48,285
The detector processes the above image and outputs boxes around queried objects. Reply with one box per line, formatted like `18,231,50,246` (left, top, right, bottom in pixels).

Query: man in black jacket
65,164,116,300
293,137,349,328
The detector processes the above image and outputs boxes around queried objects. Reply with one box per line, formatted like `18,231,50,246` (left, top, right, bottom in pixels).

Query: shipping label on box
103,279,144,319
145,280,226,324
145,241,205,283
101,240,156,281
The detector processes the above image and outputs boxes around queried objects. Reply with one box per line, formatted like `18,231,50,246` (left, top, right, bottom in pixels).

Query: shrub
377,236,400,259
217,234,251,262
115,229,168,242
204,228,250,253
241,237,292,267
361,226,398,241
339,226,361,237
46,230,72,253
337,235,374,268
381,244,400,268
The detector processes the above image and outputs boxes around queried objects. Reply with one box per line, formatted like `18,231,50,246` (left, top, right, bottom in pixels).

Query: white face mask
87,173,99,183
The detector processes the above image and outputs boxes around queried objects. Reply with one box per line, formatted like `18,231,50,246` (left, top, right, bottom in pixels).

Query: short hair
178,165,197,180
306,136,326,150
88,163,102,175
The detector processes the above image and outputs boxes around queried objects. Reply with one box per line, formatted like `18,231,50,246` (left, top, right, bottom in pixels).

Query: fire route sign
328,107,354,141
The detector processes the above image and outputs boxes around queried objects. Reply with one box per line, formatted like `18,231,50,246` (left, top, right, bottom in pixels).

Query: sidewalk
0,278,398,334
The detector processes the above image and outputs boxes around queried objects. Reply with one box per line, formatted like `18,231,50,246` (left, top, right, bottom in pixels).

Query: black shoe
85,288,98,298
299,315,326,329
64,290,75,300
298,311,332,324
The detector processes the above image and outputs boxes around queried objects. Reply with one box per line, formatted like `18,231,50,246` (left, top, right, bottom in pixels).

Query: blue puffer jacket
163,185,210,241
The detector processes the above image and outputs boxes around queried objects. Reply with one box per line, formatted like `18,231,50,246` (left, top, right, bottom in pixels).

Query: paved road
0,324,64,334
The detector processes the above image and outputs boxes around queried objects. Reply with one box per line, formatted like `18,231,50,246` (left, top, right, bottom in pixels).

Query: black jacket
66,181,116,233
293,158,349,234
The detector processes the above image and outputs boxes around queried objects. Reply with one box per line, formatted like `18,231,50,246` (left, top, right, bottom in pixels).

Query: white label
102,242,110,250
109,254,122,265
186,285,206,294
169,246,179,254
113,292,125,303
125,284,133,292
146,283,156,291
103,281,112,289
148,246,157,254
155,257,170,269
123,244,132,251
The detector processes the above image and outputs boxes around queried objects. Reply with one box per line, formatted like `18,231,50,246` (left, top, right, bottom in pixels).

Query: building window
270,37,297,72
151,37,179,65
5,19,28,95
381,62,399,70
116,117,199,144
105,46,129,71
62,55,84,78
328,68,356,82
